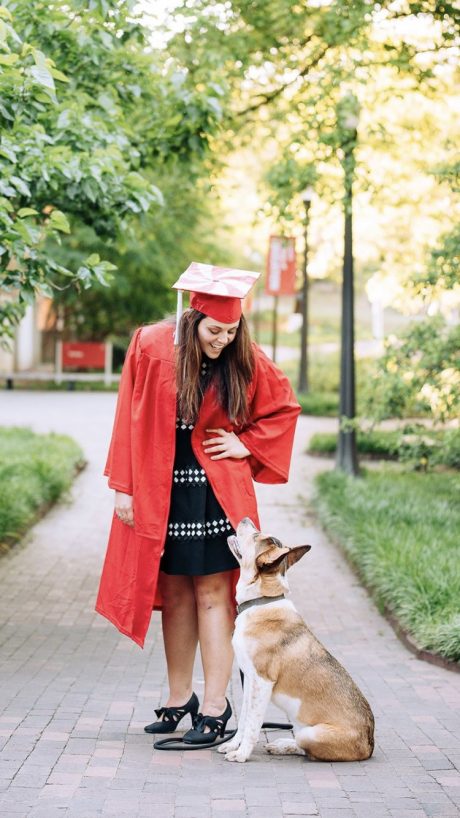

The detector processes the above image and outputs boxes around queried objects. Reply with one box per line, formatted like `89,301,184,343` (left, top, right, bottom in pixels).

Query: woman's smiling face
197,316,240,358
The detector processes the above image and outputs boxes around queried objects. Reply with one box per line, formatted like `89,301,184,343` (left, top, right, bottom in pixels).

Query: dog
218,517,374,763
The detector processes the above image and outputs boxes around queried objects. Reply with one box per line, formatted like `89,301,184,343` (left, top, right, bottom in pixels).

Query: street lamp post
336,93,359,476
298,186,314,394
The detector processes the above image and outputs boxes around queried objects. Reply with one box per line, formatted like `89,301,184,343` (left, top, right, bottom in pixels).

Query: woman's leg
159,572,198,706
193,571,235,715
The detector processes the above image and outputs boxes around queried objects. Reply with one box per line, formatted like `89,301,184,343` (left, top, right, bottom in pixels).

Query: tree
0,0,224,340
164,1,459,338
166,0,459,265
163,0,460,456
50,166,236,345
413,159,460,301
167,1,459,118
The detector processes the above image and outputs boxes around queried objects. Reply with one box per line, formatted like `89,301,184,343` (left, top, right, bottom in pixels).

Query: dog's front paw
225,749,249,763
217,739,239,754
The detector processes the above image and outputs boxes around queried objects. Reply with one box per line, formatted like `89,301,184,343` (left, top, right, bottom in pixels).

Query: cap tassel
174,290,183,345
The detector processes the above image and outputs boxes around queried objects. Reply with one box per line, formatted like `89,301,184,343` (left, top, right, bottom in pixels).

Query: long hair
176,309,255,425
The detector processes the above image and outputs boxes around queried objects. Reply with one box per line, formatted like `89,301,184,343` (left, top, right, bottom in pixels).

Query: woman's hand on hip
114,491,134,527
203,428,250,460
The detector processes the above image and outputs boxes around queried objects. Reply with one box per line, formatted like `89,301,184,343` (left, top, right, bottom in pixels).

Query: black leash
153,728,237,751
153,671,293,751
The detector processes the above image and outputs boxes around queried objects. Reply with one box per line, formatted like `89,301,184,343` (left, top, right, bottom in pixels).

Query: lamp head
301,186,314,204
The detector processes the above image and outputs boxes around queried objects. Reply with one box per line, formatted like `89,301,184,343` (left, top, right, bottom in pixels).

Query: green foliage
50,163,236,342
0,0,223,340
419,161,460,292
309,427,460,469
425,226,460,291
309,429,399,458
363,317,460,422
431,428,460,470
433,159,460,193
409,159,460,297
297,392,338,417
0,426,83,547
172,1,457,106
316,467,460,661
264,159,318,223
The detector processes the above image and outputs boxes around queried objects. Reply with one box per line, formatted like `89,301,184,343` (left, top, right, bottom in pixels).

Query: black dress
159,360,239,577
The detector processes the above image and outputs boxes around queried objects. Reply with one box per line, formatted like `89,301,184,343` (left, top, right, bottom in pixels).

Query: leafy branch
237,44,330,116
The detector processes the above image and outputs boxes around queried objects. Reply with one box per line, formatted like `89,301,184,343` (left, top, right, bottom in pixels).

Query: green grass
315,467,460,662
0,427,85,548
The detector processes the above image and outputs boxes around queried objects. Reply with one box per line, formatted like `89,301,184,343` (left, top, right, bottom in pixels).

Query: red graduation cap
172,262,260,341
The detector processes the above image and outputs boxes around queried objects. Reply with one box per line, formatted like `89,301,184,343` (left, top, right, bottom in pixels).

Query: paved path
0,393,459,818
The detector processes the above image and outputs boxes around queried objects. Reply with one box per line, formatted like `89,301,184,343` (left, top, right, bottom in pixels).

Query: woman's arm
236,347,301,483
104,327,143,494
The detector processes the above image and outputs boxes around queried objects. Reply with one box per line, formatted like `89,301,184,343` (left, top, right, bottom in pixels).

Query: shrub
297,392,338,417
309,429,399,458
309,426,460,470
0,428,84,547
362,317,460,423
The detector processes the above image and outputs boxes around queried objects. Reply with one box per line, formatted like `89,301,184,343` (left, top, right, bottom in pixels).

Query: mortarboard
172,262,260,343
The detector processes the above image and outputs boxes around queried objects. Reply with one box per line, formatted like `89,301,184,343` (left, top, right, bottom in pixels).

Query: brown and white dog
218,518,374,763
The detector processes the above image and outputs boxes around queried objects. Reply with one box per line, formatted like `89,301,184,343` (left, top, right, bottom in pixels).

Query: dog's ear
285,545,311,569
256,545,290,572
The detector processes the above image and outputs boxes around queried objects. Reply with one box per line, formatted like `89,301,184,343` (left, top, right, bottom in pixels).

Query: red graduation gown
95,321,301,647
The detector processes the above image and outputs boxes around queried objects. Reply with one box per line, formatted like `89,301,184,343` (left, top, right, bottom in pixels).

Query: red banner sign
266,236,297,296
62,342,106,369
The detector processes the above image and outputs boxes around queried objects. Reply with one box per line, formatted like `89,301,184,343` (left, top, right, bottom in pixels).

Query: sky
134,0,181,48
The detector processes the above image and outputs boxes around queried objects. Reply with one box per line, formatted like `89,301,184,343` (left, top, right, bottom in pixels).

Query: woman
95,264,301,745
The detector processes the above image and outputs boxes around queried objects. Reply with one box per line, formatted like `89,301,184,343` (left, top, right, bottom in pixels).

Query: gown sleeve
238,345,301,484
104,327,142,494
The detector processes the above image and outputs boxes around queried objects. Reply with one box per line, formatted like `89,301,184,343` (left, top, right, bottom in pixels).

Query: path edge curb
383,608,460,674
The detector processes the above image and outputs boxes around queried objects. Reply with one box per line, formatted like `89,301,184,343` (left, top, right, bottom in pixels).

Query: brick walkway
0,392,459,818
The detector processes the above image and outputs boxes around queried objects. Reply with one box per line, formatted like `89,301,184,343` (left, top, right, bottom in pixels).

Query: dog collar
237,594,285,615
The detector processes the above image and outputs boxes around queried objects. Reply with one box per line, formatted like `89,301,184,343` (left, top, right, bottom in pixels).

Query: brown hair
176,309,255,424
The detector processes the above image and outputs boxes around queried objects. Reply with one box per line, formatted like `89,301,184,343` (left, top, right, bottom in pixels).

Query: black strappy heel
153,673,292,751
182,698,232,745
144,692,199,734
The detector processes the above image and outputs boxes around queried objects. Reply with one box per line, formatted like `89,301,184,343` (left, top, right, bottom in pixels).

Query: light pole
298,186,314,394
336,93,359,476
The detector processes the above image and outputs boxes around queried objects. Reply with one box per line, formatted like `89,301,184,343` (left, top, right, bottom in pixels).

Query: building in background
0,299,56,375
